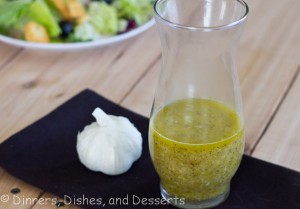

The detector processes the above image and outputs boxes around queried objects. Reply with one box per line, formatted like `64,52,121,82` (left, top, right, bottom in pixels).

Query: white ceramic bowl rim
0,19,155,51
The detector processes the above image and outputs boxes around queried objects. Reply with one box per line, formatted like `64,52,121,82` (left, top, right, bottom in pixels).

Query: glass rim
154,0,249,31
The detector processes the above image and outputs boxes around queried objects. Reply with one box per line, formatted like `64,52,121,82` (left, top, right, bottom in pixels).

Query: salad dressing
149,98,244,201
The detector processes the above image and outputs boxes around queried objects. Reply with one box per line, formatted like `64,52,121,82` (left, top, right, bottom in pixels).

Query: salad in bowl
0,0,154,45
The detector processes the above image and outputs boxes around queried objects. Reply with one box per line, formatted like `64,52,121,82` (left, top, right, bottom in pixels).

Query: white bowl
0,19,155,51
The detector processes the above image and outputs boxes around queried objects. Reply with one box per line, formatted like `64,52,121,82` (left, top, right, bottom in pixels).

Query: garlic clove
76,108,143,175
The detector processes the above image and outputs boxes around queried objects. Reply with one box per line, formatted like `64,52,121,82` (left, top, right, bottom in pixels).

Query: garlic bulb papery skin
76,108,143,175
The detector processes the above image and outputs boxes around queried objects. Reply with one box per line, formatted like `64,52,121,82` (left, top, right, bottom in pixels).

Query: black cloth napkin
0,89,300,209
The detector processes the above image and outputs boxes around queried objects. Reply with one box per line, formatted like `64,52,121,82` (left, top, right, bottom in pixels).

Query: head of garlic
76,108,142,175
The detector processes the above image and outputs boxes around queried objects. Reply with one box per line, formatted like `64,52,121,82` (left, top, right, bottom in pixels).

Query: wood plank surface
123,0,300,154
0,0,299,209
252,67,300,171
237,0,300,153
0,28,160,143
121,60,160,117
0,43,22,70
0,168,41,209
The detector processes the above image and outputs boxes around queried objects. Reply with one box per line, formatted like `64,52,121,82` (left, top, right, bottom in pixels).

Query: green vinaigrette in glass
149,0,249,208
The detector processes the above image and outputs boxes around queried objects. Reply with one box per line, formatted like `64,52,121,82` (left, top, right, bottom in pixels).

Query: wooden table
0,0,299,208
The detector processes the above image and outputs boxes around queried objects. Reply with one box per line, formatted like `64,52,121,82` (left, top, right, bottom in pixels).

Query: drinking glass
149,0,249,208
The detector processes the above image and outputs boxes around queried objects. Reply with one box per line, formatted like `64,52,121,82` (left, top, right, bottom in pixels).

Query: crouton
51,0,70,19
24,22,50,43
67,0,86,19
51,0,86,21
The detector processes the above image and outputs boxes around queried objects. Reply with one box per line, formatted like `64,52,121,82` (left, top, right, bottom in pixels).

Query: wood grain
252,67,300,171
0,28,160,143
122,0,300,154
121,59,160,117
236,0,300,152
0,0,299,209
0,168,41,209
0,43,21,70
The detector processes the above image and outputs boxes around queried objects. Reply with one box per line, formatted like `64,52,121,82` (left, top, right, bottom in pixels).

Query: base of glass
160,185,229,209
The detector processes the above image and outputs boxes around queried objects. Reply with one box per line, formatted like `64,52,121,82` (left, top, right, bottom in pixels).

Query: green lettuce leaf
115,0,153,25
88,2,118,35
74,21,100,41
28,0,61,37
0,0,31,28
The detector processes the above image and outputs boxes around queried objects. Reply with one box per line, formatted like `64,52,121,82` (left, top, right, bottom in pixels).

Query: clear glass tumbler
149,0,249,208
